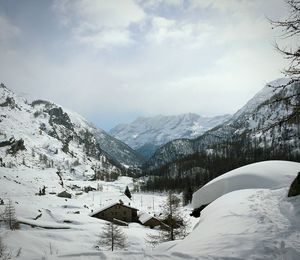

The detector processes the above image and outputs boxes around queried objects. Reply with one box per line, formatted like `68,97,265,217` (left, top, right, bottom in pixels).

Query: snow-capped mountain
144,79,300,172
91,127,145,167
110,113,231,158
0,84,143,178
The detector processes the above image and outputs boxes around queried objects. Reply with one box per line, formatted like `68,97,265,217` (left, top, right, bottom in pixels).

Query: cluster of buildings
89,200,168,229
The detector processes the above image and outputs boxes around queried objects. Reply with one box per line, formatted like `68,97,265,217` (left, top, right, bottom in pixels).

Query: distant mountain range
142,78,300,173
110,113,231,158
1,78,299,180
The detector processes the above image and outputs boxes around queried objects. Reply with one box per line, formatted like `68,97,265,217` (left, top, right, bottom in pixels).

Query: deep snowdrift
159,187,300,259
192,160,300,209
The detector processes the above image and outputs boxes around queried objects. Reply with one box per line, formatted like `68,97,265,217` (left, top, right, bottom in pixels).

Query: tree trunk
111,224,114,251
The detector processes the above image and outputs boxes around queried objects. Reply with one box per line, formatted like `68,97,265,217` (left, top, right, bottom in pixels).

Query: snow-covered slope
158,187,300,259
110,113,231,158
150,160,300,259
91,127,145,167
192,160,300,209
0,84,142,176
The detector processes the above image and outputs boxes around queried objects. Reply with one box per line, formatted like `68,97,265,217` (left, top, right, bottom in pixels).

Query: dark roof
89,202,138,217
57,190,71,198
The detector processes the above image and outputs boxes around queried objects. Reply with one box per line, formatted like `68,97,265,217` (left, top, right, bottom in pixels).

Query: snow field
0,168,193,259
1,161,299,259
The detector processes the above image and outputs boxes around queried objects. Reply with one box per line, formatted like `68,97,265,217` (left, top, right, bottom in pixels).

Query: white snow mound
192,160,300,209
162,188,300,259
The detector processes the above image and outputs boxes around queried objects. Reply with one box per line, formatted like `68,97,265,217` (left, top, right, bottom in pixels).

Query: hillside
0,84,143,178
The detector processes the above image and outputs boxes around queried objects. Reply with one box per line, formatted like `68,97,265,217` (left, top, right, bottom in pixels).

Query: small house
139,211,169,230
90,201,138,223
57,190,72,199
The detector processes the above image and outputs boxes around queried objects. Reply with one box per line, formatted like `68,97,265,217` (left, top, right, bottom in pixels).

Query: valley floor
1,165,300,260
0,167,195,259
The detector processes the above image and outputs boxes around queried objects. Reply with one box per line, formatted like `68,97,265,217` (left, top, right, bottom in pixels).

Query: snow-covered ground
1,160,299,259
158,187,300,260
0,167,193,259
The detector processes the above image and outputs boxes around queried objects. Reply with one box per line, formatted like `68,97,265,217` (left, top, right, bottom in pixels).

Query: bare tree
146,192,189,247
267,0,300,128
97,222,127,251
3,200,19,230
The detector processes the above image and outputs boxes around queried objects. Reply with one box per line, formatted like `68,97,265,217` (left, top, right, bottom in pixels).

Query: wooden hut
90,201,138,223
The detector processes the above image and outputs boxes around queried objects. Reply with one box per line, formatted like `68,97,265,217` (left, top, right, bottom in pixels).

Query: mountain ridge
143,78,300,172
110,112,231,158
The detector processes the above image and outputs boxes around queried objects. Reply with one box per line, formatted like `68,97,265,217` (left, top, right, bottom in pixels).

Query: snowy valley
0,80,300,260
1,0,300,259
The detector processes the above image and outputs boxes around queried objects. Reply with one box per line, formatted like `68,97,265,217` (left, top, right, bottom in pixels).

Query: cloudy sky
0,0,291,130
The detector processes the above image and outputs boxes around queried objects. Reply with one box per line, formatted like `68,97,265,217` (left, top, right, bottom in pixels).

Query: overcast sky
0,0,290,130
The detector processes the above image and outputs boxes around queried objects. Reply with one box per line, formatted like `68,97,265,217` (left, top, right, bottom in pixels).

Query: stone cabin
90,201,138,223
139,212,162,229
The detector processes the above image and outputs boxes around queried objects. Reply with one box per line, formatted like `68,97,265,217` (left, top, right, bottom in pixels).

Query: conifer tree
124,186,132,199
183,186,193,206
97,223,127,251
3,200,19,230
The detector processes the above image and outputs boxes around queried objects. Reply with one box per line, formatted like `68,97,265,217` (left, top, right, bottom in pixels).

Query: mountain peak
110,113,231,158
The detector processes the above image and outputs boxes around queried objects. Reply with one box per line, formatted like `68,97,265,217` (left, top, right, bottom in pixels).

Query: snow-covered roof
192,160,300,209
89,202,138,217
138,211,157,224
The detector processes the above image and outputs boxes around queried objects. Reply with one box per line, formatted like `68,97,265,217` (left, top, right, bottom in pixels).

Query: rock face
288,173,300,197
110,113,231,158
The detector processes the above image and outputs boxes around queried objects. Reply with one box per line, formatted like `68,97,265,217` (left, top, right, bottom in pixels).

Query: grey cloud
0,0,291,130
